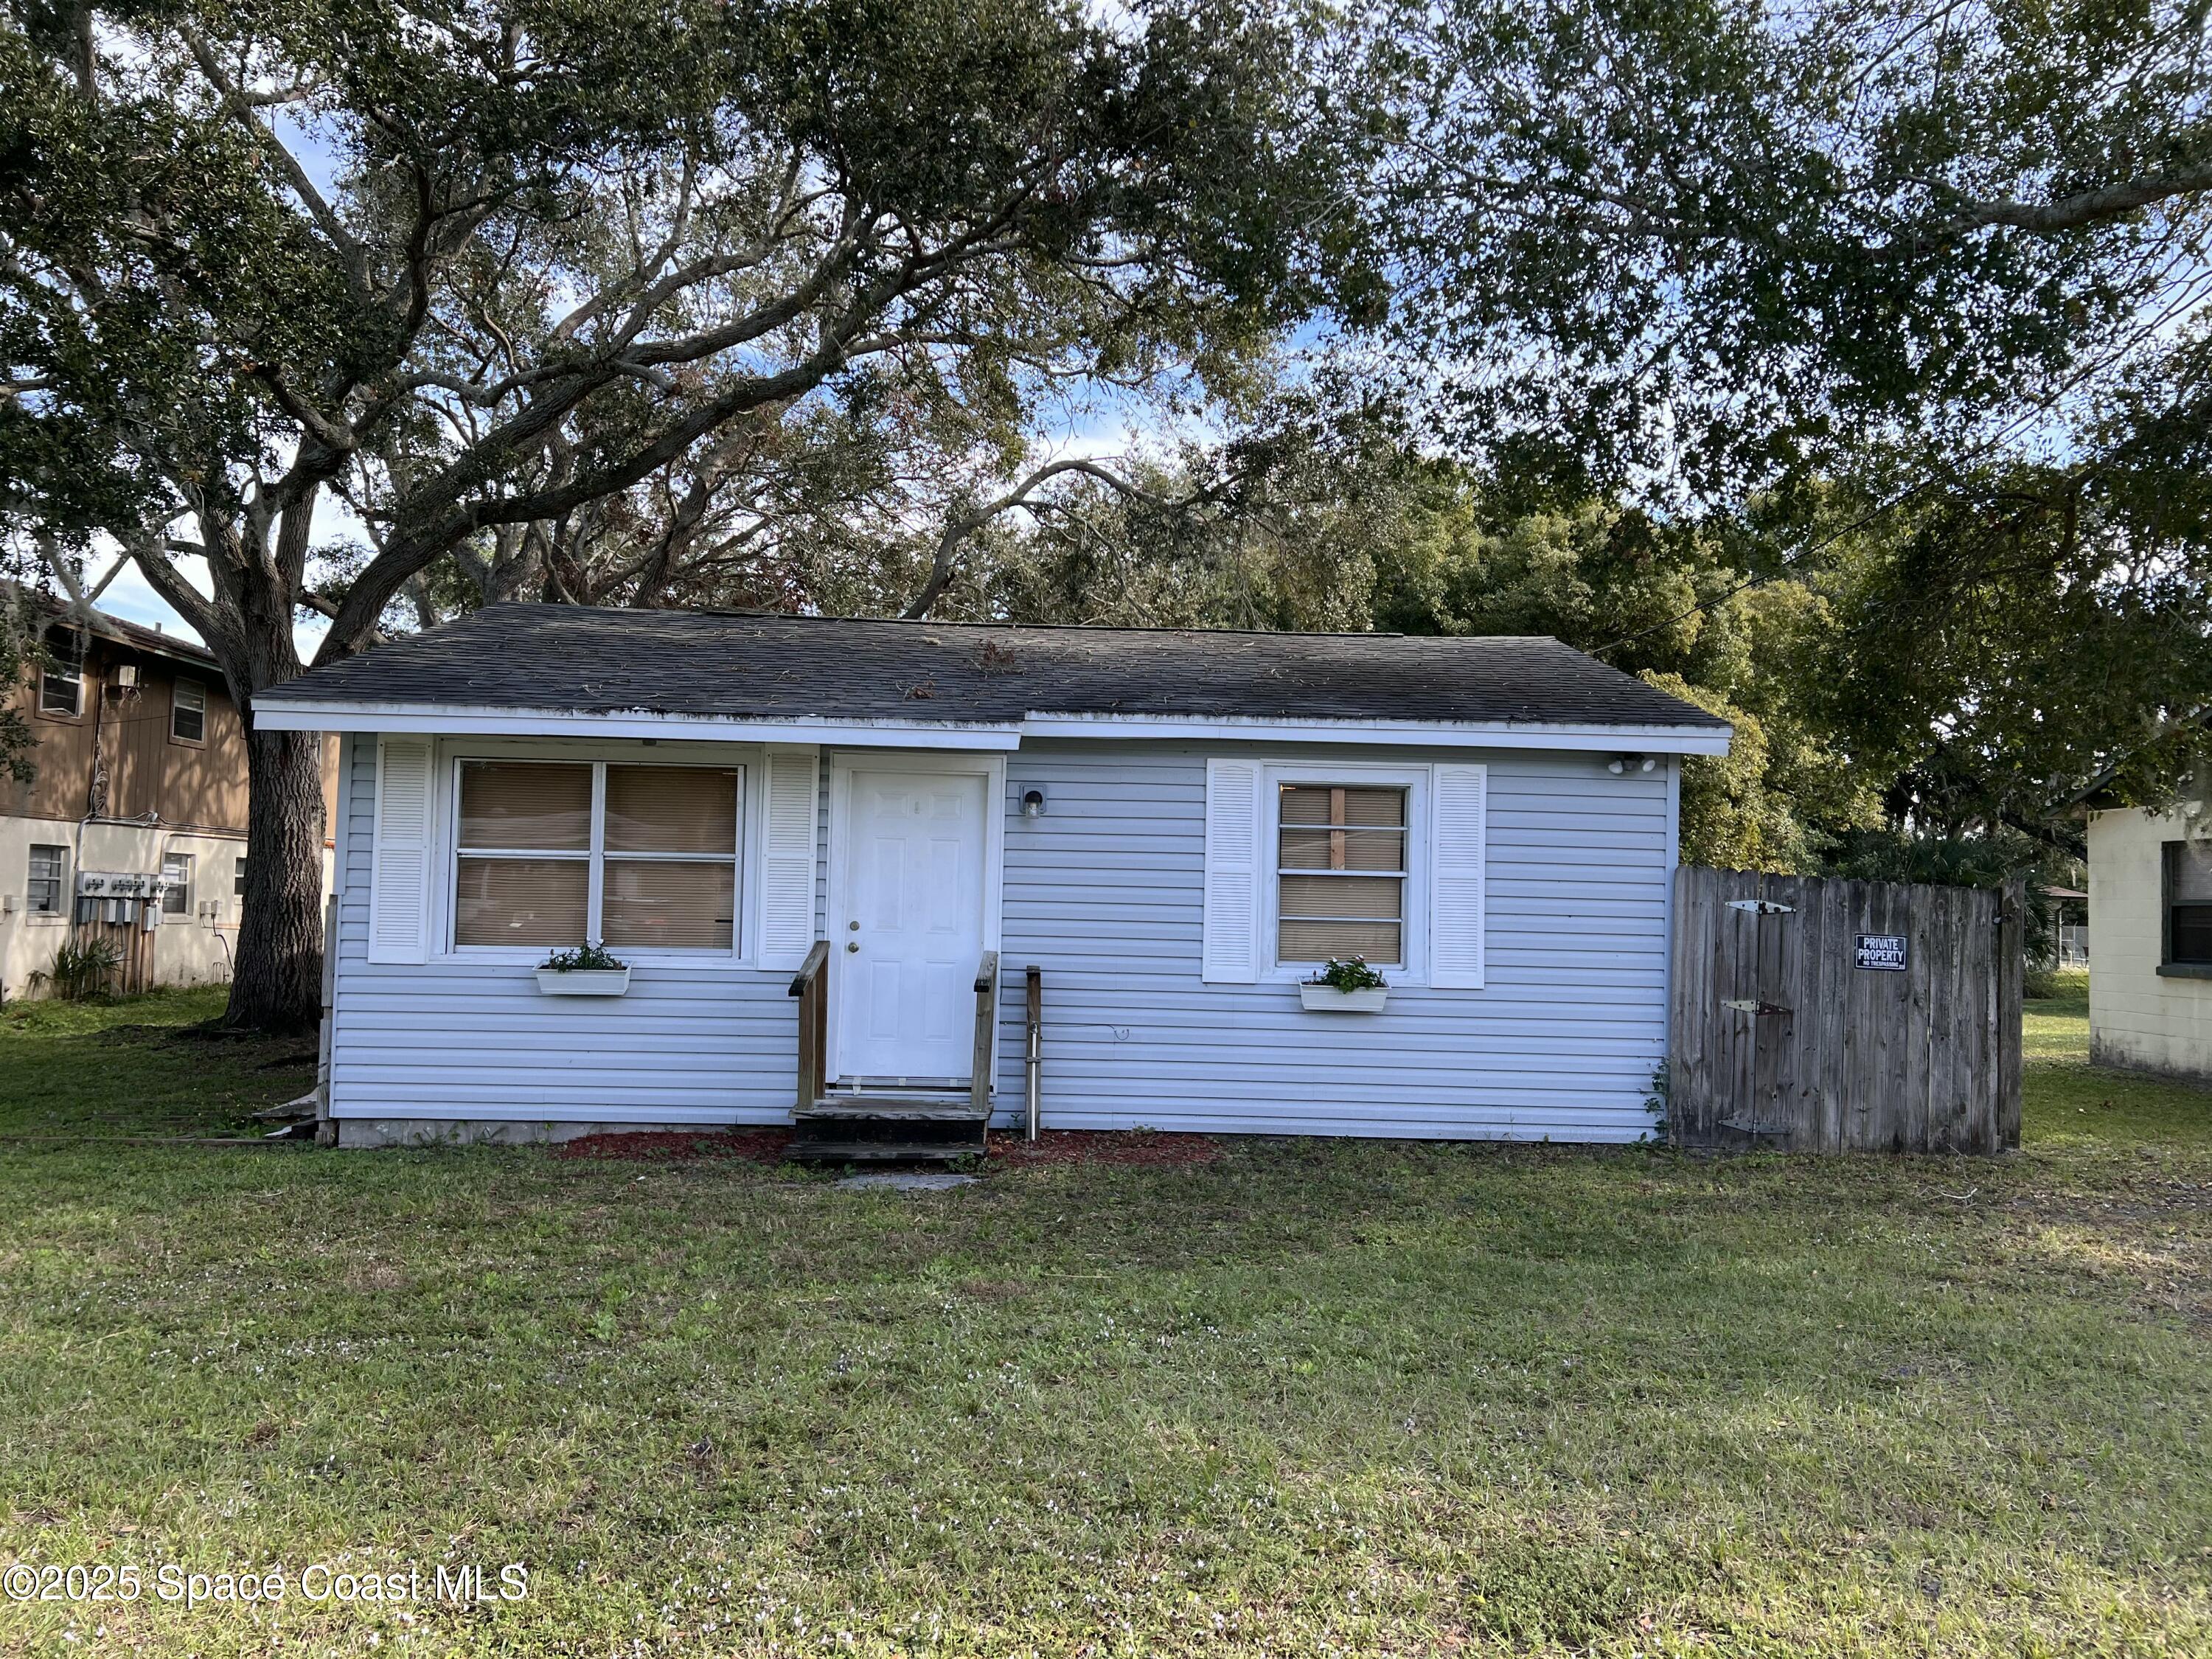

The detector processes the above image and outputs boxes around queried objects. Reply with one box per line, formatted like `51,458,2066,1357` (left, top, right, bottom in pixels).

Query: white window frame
432,741,762,967
39,629,83,717
170,678,208,742
26,844,67,919
1260,762,1430,984
161,851,193,916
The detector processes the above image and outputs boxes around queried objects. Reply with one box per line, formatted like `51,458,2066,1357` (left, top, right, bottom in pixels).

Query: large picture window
453,760,740,953
1276,782,1408,967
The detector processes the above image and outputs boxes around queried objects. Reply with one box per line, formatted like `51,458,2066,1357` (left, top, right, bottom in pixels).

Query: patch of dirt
988,1129,1220,1168
551,1127,793,1164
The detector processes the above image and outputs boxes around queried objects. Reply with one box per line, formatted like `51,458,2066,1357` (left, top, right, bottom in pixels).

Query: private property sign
1855,933,1908,972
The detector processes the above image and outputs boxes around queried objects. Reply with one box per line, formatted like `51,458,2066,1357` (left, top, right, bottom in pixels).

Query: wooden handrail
789,939,830,997
970,950,999,1118
789,940,830,1113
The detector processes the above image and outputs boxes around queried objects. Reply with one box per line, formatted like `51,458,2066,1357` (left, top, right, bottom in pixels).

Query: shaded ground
1,975,2208,1656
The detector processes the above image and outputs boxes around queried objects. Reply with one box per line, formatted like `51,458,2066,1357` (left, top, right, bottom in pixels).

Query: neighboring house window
171,678,207,742
1276,782,1408,967
26,845,66,915
161,852,193,916
234,856,248,897
2165,841,2212,966
452,760,740,952
39,627,83,715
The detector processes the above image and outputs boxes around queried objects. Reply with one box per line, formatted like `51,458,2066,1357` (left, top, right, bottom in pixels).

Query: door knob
846,941,859,952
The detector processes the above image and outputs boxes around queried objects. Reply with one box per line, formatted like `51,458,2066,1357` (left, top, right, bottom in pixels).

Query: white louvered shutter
1427,763,1487,988
1201,757,1265,984
366,738,434,964
757,746,819,970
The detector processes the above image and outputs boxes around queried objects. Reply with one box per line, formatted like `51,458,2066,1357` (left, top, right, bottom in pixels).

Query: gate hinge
1722,998,1794,1015
1725,899,1795,915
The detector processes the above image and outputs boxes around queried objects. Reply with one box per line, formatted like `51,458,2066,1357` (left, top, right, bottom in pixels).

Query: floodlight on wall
1020,787,1046,818
1607,754,1657,775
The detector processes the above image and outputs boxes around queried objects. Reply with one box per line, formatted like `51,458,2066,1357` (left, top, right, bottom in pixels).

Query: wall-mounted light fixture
1020,787,1046,818
1607,754,1657,775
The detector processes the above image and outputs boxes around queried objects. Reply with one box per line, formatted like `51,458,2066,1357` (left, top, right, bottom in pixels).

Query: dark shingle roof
271,604,1727,731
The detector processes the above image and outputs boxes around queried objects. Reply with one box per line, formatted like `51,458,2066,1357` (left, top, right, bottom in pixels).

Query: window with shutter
1203,762,1477,986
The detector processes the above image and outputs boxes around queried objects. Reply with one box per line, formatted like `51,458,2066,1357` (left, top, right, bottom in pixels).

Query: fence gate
1668,869,2023,1153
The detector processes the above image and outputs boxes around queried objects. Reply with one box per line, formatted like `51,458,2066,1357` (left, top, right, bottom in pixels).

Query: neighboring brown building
2,604,338,998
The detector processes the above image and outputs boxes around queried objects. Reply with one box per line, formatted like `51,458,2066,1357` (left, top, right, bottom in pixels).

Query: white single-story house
2086,805,2212,1082
252,605,1733,1150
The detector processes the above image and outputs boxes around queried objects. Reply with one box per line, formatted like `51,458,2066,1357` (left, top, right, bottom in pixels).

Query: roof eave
252,696,1732,755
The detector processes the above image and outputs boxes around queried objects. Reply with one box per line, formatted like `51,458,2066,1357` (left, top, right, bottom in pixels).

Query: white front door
835,766,990,1082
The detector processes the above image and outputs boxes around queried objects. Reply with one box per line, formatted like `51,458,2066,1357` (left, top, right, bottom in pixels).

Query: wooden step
801,1093,990,1123
785,1138,981,1165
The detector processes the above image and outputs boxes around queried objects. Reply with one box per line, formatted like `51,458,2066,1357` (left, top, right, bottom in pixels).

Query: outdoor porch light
1020,787,1046,817
1607,754,1657,775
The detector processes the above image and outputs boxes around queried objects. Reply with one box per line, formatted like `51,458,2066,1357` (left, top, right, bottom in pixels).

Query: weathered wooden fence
1669,869,2023,1153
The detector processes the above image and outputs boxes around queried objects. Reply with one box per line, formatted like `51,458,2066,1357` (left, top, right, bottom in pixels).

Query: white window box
535,967,631,996
1298,983,1388,1012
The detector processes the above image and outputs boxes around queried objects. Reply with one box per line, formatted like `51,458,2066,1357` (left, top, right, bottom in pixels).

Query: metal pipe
1023,964,1042,1141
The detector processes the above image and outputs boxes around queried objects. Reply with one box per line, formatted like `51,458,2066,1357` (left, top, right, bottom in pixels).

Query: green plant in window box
1307,956,1387,992
539,943,628,973
1298,956,1389,1010
535,942,632,995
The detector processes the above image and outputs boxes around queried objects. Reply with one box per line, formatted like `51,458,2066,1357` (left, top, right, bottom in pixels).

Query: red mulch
547,1125,1218,1168
552,1127,793,1163
987,1129,1220,1168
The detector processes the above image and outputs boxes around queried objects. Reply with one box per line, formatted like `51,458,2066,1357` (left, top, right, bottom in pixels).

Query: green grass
2,987,2208,1655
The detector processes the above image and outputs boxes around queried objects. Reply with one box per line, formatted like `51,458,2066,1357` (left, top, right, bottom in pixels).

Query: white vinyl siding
330,735,808,1125
1005,742,1660,1141
327,734,1670,1141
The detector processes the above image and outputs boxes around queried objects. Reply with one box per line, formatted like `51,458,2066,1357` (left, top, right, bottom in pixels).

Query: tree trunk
223,724,327,1034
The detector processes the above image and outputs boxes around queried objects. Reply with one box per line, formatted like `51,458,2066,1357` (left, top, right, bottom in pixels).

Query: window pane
605,766,738,854
234,857,248,897
2174,903,2212,964
1279,784,1404,828
459,762,591,850
27,846,63,913
1279,827,1404,872
455,857,588,947
172,681,206,742
40,630,83,714
602,859,735,950
1279,873,1403,920
2171,842,2212,905
161,853,192,915
1281,919,1401,962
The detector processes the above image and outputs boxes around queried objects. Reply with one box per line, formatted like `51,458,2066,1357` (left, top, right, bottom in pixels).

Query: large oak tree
1,0,1346,1028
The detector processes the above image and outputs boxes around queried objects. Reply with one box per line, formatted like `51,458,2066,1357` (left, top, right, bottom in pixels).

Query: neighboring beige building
2087,804,2212,1082
2,605,338,1000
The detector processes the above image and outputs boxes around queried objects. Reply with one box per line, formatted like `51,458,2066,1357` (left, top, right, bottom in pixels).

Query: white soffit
252,699,1730,756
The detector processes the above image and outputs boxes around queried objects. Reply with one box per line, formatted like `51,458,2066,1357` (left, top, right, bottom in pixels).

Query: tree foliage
1,0,1351,1023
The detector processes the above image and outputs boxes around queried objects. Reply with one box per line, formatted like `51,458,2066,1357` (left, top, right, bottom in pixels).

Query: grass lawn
2,975,2208,1656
